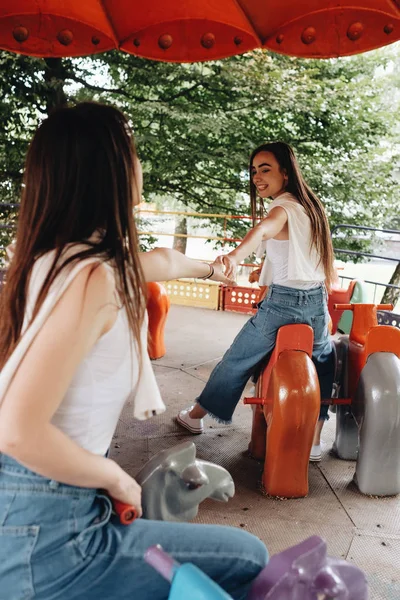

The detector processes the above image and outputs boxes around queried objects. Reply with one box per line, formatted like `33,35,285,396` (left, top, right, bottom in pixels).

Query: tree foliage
0,45,399,264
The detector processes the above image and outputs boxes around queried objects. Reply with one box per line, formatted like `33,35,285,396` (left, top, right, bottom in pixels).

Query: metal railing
338,275,400,304
332,223,399,312
331,224,400,236
135,207,251,245
1,211,398,306
331,224,399,263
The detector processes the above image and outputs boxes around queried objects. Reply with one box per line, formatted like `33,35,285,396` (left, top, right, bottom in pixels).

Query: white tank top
257,193,326,288
0,247,165,457
51,306,138,455
265,238,320,289
24,257,139,456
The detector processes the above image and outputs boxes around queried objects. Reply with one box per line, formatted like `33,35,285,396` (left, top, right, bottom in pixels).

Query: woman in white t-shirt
178,142,336,462
0,102,268,600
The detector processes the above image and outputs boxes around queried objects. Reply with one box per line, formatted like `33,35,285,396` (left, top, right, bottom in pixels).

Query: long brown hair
0,102,147,369
249,141,335,289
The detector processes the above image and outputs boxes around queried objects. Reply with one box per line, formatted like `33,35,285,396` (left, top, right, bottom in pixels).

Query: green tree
0,45,399,291
0,53,73,253
69,48,399,249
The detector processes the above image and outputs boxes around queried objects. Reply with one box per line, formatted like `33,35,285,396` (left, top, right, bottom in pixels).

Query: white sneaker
309,441,325,462
177,407,204,434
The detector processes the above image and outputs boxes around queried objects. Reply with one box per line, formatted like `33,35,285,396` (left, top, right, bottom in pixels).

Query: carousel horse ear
136,441,197,485
168,441,197,471
247,536,368,600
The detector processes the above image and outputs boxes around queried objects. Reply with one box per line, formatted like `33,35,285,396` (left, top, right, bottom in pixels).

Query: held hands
208,255,237,286
221,254,238,281
200,253,238,286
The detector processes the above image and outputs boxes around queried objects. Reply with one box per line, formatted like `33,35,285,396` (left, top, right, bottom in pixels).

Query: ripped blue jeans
197,283,334,423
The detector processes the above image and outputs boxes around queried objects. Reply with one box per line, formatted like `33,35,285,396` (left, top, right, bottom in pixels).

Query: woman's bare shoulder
58,261,119,331
272,192,300,205
74,261,116,296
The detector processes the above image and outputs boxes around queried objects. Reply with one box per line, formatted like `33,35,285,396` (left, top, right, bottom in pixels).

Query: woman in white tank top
178,142,336,463
0,102,268,599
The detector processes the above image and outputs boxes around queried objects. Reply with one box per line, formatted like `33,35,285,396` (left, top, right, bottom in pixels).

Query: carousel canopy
1,1,399,62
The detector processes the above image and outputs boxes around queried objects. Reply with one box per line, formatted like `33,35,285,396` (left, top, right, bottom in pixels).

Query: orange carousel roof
1,1,399,62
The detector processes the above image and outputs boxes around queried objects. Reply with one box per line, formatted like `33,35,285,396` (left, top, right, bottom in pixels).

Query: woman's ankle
312,419,324,446
189,405,207,419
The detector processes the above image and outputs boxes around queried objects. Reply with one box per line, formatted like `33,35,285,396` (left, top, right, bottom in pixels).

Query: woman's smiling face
251,151,287,200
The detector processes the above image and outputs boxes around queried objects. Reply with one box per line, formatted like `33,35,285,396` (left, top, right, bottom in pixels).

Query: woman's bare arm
0,263,142,510
223,207,288,279
139,247,235,285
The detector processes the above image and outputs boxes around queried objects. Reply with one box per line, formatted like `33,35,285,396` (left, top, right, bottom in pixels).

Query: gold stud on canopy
12,25,29,43
201,33,216,49
158,34,173,50
301,26,316,45
57,29,74,45
347,22,364,41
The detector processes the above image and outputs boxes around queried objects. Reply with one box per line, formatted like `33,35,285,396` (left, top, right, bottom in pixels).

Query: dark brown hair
0,102,146,368
249,141,335,288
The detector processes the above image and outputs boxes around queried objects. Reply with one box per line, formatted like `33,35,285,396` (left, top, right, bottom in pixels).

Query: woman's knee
223,532,268,600
239,530,269,571
218,526,268,569
186,522,268,572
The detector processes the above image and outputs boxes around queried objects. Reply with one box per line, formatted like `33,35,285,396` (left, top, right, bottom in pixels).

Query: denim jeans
197,283,334,423
0,454,268,600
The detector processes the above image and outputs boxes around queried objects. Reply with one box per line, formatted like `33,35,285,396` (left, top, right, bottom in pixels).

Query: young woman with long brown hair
178,142,335,462
0,102,268,600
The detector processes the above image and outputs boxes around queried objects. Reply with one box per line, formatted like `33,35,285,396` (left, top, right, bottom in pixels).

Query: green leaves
0,44,399,261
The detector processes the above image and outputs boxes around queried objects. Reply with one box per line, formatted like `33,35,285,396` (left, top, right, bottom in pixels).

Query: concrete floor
110,305,400,600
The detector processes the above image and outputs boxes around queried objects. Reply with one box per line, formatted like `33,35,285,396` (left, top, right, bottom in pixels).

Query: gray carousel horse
136,441,235,521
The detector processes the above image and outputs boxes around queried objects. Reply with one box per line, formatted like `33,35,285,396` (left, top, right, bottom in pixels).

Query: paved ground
110,305,400,600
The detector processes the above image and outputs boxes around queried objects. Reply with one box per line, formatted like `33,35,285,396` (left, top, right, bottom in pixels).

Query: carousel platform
110,305,400,600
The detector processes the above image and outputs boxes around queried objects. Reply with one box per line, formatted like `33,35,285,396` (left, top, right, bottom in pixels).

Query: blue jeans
197,283,334,423
0,454,267,600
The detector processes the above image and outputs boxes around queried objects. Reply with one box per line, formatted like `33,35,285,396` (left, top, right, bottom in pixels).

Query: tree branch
157,182,238,212
67,74,202,105
65,72,149,102
162,82,203,102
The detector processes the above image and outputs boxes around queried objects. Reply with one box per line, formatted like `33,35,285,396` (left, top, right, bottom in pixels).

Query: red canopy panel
1,0,399,61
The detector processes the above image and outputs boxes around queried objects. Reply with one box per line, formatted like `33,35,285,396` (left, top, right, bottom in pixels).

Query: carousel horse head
136,441,235,521
247,536,368,600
